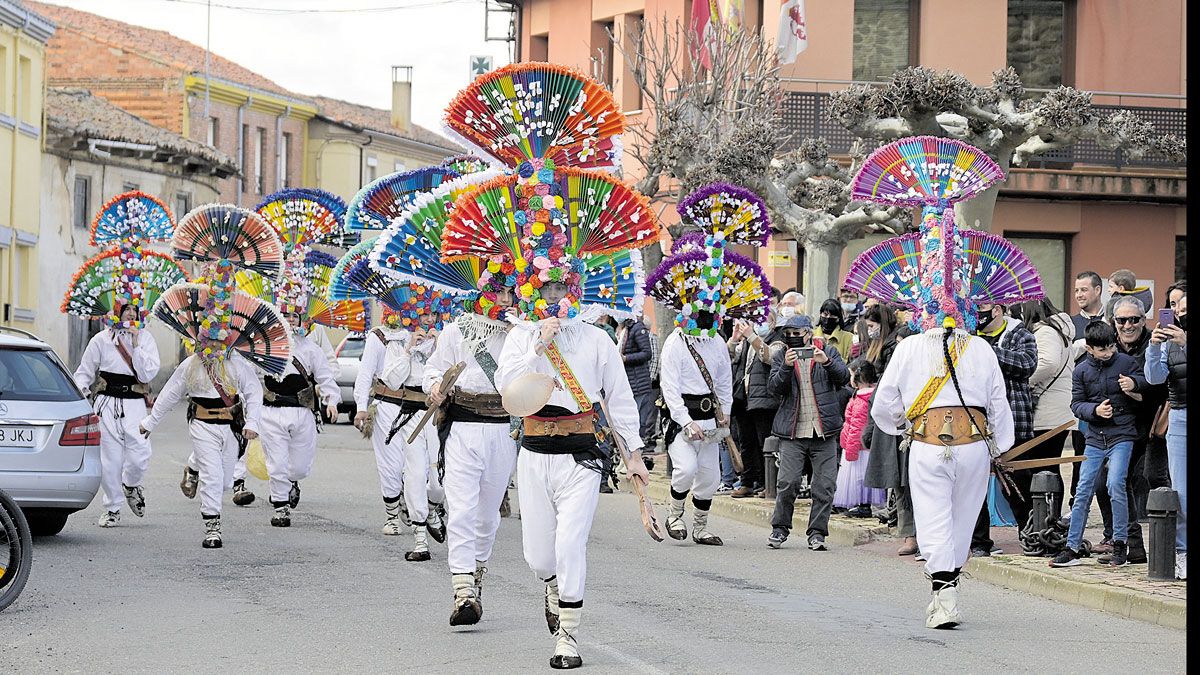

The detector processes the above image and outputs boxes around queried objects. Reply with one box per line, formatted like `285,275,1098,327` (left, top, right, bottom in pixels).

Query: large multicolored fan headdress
841,136,1044,332
645,183,773,337
152,283,292,374
61,191,186,328
234,251,369,332
254,188,347,314
173,204,284,279
346,167,460,232
369,169,516,319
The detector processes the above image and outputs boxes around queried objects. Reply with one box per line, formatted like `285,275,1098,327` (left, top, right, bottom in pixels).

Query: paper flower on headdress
380,282,458,332
440,154,492,177
255,188,347,315
346,167,460,232
152,281,292,374
62,191,183,328
841,136,1044,332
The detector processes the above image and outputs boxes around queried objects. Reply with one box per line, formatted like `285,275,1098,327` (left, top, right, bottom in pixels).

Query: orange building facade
512,0,1187,311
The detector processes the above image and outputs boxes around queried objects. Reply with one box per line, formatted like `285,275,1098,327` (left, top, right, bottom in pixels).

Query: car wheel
24,509,70,537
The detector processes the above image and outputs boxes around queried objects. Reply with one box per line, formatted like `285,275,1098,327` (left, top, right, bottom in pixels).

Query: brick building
509,0,1187,311
29,1,316,207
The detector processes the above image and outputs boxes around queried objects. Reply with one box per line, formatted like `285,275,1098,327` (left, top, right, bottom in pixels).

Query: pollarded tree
827,66,1188,231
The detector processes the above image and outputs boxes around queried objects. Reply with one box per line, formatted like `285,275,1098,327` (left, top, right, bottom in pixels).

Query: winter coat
618,319,654,396
1116,327,1168,434
1145,341,1187,410
1029,312,1079,431
840,388,873,460
1071,352,1144,449
731,327,786,411
767,340,850,439
814,326,855,362
983,317,1038,443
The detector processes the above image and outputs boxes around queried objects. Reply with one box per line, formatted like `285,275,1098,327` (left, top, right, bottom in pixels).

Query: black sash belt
97,371,148,399
682,393,718,421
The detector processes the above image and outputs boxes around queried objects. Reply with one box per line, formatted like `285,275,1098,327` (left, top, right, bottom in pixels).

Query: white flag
777,0,808,64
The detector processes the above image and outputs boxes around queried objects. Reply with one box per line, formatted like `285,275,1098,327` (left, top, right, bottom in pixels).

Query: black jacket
1072,352,1144,449
1117,328,1169,433
732,327,785,411
767,343,850,440
619,319,654,395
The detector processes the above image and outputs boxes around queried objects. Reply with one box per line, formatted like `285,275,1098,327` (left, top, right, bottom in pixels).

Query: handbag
1151,401,1170,438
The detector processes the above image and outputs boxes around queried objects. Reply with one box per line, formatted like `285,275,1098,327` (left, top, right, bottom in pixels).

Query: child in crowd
834,359,887,517
1051,322,1144,568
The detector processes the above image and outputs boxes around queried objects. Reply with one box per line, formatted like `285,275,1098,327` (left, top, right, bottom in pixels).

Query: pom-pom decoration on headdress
152,282,292,374
645,248,773,337
173,204,284,279
676,183,771,247
441,166,657,320
346,167,459,232
254,188,348,315
440,154,492,177
90,191,175,247
61,249,189,328
842,136,1043,333
370,169,514,319
382,282,459,332
443,62,625,172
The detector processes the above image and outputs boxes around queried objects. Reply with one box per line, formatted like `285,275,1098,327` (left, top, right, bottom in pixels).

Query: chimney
391,66,413,133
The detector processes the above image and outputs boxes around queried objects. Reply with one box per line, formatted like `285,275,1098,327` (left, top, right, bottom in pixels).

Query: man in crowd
971,302,1037,557
838,287,864,331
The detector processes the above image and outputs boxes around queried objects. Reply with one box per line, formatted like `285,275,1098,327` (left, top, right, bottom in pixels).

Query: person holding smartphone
1145,293,1187,580
765,315,849,551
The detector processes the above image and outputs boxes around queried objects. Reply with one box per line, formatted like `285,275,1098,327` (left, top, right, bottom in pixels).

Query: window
18,56,32,121
365,155,378,183
207,118,219,147
0,348,84,402
175,192,192,219
530,34,549,61
73,176,91,230
1008,0,1070,89
1008,233,1070,309
279,132,292,189
853,0,918,82
593,21,614,88
394,160,406,173
254,128,265,194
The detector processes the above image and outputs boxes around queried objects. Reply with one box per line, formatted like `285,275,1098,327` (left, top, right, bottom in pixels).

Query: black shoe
1049,547,1084,567
1099,541,1130,567
550,654,583,670
642,456,655,472
288,481,301,509
970,547,991,558
405,549,431,562
449,598,482,626
846,505,873,518
807,534,827,551
270,506,291,528
232,480,255,506
599,482,613,494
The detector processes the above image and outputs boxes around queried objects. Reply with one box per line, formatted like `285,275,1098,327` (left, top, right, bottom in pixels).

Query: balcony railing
779,80,1187,171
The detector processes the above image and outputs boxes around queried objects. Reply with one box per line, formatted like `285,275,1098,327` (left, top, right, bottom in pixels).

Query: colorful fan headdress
234,251,369,333
62,191,188,329
645,183,773,337
439,62,657,322
380,282,458,332
841,136,1044,332
254,188,345,315
346,166,460,232
158,204,290,371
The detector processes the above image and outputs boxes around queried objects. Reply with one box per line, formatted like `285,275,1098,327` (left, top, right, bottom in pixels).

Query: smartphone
796,346,815,360
1159,308,1174,327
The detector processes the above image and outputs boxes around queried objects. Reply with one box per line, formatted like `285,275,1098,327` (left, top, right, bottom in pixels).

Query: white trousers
518,450,601,605
396,412,445,523
189,420,240,517
370,401,406,500
442,422,518,575
234,454,247,481
258,406,318,505
668,418,720,500
94,396,152,512
909,440,991,574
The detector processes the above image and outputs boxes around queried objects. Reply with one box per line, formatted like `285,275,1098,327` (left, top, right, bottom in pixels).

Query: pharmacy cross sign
470,56,493,77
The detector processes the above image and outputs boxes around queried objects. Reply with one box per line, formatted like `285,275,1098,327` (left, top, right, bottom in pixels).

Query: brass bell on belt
937,411,956,444
913,414,927,437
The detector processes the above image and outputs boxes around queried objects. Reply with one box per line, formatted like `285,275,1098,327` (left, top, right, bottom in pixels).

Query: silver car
332,333,366,422
0,328,101,536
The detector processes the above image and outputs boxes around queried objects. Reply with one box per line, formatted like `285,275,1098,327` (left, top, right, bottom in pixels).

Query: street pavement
1,411,1186,673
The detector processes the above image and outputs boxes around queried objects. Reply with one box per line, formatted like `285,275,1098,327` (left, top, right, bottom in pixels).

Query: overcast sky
40,0,514,134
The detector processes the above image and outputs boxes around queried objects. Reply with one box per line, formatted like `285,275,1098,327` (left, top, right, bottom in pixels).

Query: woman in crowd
861,304,899,372
834,359,886,517
1145,290,1187,580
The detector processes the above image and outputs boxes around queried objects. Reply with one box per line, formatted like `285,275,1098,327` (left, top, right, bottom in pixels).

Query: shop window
1007,233,1070,310
175,192,192,219
1008,0,1072,88
853,0,918,82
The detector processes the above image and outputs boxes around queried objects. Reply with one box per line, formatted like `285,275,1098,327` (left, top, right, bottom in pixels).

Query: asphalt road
1,411,1186,673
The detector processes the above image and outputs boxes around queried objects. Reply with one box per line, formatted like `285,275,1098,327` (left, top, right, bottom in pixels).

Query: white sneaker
1177,552,1187,580
926,586,962,629
381,517,404,536
97,511,120,528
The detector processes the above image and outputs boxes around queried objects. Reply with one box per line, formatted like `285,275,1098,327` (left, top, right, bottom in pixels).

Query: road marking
587,640,669,675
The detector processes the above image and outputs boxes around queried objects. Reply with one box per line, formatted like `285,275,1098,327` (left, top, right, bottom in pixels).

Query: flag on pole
777,0,808,64
717,0,745,28
689,0,719,68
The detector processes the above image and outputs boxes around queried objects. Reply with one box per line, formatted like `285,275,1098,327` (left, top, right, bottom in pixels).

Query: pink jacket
840,387,874,461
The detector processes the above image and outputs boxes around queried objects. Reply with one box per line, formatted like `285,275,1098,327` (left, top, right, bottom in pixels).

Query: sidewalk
637,475,1186,630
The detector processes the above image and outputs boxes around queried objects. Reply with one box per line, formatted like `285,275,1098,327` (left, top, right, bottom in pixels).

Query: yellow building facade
0,1,53,332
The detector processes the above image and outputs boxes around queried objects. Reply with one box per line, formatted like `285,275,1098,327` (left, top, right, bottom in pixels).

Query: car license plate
0,425,37,448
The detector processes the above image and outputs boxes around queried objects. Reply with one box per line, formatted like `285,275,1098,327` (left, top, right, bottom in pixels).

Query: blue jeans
718,442,737,486
1068,440,1133,551
1166,408,1187,553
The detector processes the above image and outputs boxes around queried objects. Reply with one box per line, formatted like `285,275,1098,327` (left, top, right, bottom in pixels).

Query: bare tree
827,66,1188,230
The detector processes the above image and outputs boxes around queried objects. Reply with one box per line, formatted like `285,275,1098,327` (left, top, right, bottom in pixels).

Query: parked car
0,327,101,536
331,333,366,423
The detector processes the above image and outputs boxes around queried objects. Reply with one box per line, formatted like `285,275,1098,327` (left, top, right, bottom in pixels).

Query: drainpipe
275,104,291,191
359,135,373,188
235,99,248,206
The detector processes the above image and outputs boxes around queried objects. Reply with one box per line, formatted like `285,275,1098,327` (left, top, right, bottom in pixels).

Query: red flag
690,0,720,68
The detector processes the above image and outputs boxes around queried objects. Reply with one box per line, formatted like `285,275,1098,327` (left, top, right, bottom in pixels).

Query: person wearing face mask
815,298,855,361
73,303,161,528
1145,292,1187,580
859,304,899,371
1050,322,1144,568
727,313,783,498
257,310,341,528
777,290,803,322
838,287,864,330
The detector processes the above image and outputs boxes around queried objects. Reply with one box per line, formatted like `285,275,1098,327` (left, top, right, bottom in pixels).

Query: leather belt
372,381,427,406
193,405,235,422
96,372,150,399
451,388,507,418
523,412,596,438
909,406,990,447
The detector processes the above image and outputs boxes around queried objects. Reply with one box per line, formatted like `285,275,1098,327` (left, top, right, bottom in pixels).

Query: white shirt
353,326,407,410
308,323,339,373
269,333,341,408
140,352,264,434
870,331,1015,456
423,317,509,397
74,329,161,389
381,331,438,390
496,321,643,452
659,329,733,427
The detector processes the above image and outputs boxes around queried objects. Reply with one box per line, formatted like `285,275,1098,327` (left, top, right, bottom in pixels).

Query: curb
638,479,1186,630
